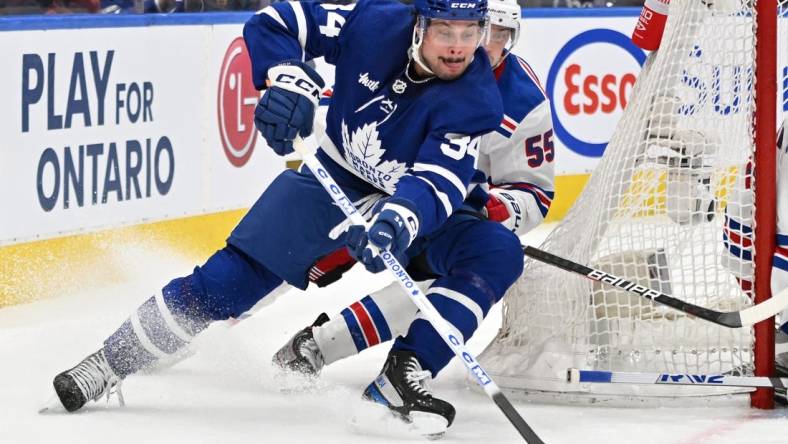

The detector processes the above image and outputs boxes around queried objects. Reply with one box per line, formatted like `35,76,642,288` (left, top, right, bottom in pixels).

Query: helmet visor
489,26,514,45
423,18,489,49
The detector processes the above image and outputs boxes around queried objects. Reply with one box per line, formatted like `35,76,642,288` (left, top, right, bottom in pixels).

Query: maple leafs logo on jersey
341,120,406,193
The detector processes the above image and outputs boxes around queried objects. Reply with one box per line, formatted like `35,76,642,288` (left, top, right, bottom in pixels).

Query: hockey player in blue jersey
272,0,554,435
49,0,504,416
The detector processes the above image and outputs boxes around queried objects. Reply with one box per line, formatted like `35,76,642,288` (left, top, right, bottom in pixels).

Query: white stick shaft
295,149,499,395
569,368,788,389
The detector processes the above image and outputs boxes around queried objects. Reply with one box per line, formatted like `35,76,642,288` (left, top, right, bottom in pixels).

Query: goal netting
479,0,785,406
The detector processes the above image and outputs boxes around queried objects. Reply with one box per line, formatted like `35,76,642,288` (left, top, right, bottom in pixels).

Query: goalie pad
590,249,673,321
644,95,719,225
665,170,717,225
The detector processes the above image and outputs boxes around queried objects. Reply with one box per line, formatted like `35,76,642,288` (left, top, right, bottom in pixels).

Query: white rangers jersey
773,119,788,296
478,53,555,236
723,118,788,302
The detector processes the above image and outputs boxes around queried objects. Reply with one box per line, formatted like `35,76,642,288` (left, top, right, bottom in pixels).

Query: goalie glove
254,60,325,156
643,95,719,225
485,189,523,233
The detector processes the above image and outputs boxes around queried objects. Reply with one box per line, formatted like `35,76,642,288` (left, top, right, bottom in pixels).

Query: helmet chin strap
408,22,436,80
491,48,510,69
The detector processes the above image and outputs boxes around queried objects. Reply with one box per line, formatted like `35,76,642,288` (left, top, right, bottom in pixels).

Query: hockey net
479,0,786,406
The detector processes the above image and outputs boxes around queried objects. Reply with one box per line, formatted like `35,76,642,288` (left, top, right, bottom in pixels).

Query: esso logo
563,65,637,116
546,29,646,157
217,37,259,168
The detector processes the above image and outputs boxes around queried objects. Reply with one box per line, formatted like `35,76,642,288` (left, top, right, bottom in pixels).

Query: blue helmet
409,0,491,79
414,0,488,21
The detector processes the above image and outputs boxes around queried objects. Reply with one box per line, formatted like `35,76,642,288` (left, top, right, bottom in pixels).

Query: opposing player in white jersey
773,119,788,373
273,0,554,433
722,118,788,377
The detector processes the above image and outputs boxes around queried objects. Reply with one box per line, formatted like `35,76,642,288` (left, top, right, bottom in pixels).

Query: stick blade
738,287,788,327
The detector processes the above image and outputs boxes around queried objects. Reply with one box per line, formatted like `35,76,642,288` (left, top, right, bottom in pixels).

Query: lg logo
217,37,259,168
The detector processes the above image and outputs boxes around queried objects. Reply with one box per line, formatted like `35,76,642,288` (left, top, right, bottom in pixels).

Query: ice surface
2,225,787,444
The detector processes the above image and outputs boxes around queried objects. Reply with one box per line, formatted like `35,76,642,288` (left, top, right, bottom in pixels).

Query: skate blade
410,411,449,440
348,400,448,440
38,390,65,414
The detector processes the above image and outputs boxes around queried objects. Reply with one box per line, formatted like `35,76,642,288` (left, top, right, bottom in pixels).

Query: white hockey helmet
487,0,521,63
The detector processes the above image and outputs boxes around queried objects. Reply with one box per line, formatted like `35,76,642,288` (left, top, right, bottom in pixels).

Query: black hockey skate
773,363,788,405
362,349,455,439
52,349,124,412
272,313,329,377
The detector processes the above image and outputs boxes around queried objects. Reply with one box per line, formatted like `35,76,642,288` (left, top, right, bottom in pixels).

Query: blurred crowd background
0,0,644,17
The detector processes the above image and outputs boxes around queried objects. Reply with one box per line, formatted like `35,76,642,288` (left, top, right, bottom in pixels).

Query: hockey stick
568,368,787,390
293,139,544,443
523,245,788,329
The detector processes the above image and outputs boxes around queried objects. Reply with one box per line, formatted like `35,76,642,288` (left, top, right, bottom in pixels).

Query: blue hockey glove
345,202,420,273
255,60,325,156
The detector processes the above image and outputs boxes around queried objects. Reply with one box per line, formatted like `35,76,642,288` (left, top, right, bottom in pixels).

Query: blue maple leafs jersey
244,0,503,238
317,53,555,237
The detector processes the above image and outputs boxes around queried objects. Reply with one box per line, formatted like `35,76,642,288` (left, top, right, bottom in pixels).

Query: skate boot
272,313,329,376
362,349,455,439
52,349,124,412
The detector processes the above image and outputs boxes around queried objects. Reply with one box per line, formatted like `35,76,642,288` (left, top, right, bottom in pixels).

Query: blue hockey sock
393,274,496,376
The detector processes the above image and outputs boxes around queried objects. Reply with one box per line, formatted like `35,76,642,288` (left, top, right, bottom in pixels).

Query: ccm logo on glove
268,63,322,105
255,60,325,156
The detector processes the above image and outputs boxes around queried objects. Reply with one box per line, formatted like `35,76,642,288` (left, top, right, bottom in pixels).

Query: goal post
479,0,784,408
752,0,779,409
